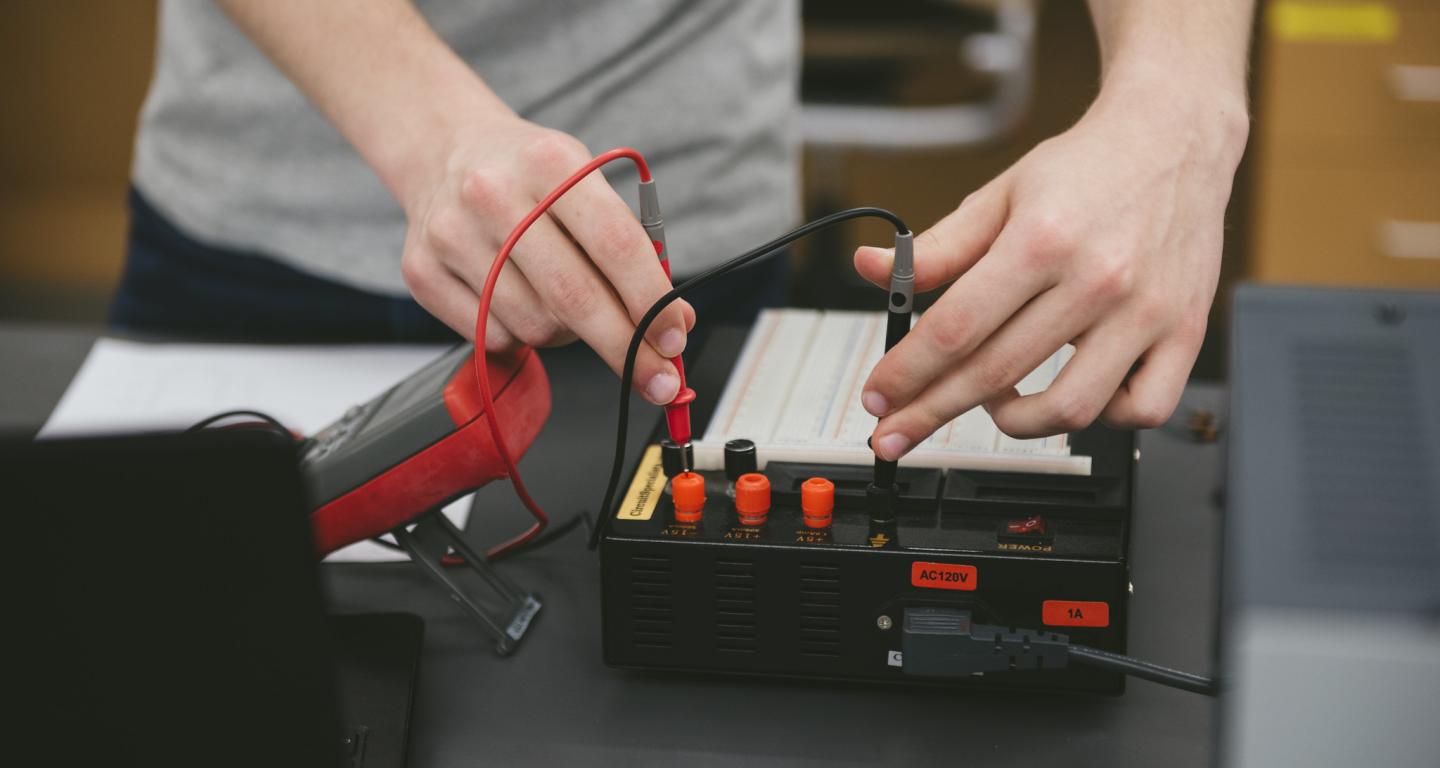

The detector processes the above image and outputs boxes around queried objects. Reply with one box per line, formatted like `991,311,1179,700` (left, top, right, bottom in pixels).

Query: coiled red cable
473,148,653,559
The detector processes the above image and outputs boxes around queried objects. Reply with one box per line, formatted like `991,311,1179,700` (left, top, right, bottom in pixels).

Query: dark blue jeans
111,189,790,345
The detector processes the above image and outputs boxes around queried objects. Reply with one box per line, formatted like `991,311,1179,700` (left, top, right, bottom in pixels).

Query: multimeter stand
300,343,551,655
391,508,542,656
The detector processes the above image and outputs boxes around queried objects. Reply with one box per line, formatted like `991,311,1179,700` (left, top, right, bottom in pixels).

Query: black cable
589,207,910,549
185,409,292,437
491,510,590,561
372,510,592,562
1067,644,1217,696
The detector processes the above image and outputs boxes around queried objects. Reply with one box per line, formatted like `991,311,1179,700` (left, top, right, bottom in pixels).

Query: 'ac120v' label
910,562,977,591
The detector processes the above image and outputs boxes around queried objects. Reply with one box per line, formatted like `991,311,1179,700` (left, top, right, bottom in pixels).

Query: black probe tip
866,481,898,524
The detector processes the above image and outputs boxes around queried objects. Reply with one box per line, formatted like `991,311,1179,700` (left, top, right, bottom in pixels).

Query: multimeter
298,343,551,654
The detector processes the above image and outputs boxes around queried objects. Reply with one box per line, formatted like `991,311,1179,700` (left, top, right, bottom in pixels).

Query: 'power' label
910,562,977,591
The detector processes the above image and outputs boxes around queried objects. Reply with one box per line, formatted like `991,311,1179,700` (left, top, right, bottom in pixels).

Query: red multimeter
299,343,550,654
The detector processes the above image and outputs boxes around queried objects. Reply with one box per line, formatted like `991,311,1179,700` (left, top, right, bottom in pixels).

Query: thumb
853,180,1010,292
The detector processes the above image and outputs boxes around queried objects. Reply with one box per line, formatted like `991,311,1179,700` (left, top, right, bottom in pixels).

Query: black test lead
869,229,913,522
592,205,910,550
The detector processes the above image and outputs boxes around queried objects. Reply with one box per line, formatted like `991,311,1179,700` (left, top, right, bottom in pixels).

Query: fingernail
876,433,911,461
861,390,890,416
657,328,686,358
645,372,680,404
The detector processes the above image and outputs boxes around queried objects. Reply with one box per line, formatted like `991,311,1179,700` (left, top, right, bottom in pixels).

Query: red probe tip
663,387,697,444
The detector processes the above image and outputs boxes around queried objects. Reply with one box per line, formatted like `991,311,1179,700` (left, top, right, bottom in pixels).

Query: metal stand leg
391,508,543,656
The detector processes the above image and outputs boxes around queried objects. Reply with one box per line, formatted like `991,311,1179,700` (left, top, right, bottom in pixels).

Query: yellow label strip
615,444,665,522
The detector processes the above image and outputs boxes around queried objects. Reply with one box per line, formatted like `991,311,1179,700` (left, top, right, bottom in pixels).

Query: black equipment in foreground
9,430,421,768
600,327,1140,694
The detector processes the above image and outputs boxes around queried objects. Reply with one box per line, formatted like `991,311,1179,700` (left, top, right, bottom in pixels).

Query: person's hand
399,114,694,405
855,84,1248,460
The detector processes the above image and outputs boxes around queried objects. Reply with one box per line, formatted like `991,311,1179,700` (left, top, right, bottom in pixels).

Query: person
115,0,1254,458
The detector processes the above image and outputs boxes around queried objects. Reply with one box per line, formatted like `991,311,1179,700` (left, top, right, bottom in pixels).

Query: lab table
0,323,1224,767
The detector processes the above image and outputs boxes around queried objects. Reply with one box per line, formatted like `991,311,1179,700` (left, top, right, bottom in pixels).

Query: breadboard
693,309,1090,475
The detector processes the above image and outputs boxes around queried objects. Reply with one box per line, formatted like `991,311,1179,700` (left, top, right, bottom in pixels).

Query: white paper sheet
40,338,462,562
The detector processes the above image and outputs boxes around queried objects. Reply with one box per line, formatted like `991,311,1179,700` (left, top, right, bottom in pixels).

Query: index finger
546,173,692,359
854,182,1009,292
860,227,1054,418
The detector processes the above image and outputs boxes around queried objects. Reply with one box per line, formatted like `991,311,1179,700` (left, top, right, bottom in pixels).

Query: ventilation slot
630,555,674,649
1293,341,1437,586
798,563,842,658
713,558,758,653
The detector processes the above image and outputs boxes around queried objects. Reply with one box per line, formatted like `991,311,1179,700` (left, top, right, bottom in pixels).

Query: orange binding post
671,471,706,524
734,473,771,526
801,477,835,529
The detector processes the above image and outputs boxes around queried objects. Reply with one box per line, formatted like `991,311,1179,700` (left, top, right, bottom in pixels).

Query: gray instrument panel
300,344,473,507
1226,284,1440,614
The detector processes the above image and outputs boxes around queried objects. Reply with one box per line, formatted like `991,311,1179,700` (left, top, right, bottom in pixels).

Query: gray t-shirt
133,0,800,295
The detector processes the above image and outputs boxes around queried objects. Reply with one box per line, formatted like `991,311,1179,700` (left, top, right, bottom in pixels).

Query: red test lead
474,147,674,558
639,178,696,449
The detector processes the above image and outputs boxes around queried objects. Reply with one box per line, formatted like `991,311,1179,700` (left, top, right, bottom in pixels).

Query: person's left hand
855,84,1249,461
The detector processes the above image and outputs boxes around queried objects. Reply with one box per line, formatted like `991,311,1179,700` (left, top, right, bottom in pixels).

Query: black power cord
1067,644,1216,695
905,608,1216,695
588,207,910,550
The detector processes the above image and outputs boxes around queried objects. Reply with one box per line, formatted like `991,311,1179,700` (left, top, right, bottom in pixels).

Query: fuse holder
801,477,835,529
671,472,705,524
734,473,771,526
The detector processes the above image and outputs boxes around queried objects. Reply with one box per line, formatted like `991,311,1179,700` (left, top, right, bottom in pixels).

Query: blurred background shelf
1249,0,1440,289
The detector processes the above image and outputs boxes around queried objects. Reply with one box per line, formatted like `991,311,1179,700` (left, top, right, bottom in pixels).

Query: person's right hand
399,114,694,405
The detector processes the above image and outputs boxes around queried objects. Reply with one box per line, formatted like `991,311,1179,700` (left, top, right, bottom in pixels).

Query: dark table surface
0,323,1225,767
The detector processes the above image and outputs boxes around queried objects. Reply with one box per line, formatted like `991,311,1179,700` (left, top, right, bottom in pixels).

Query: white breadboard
693,309,1091,475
